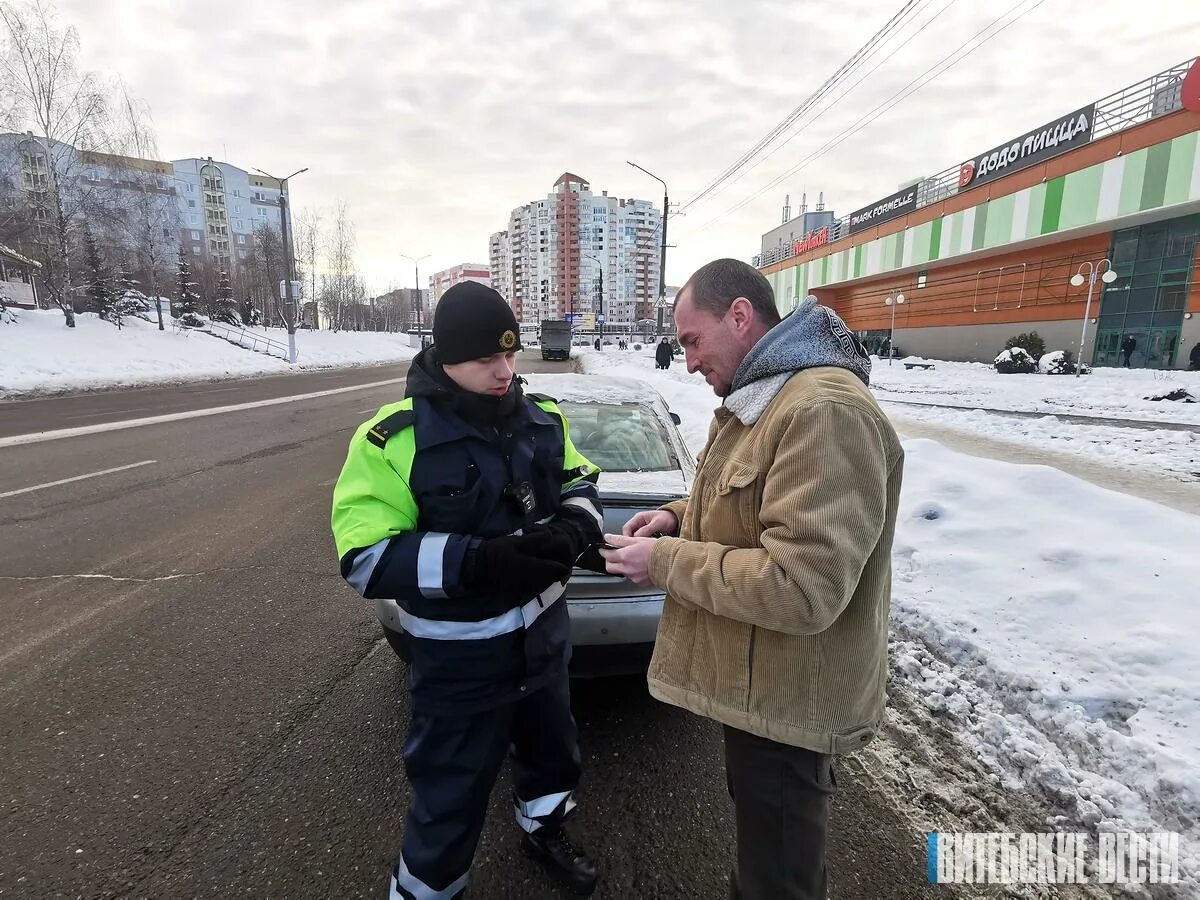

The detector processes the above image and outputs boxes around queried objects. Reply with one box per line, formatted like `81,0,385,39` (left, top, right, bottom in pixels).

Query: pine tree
214,270,240,326
83,230,118,323
113,259,149,325
176,246,204,327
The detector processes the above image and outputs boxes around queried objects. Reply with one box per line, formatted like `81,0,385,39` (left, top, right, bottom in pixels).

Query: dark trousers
723,725,836,900
394,672,581,898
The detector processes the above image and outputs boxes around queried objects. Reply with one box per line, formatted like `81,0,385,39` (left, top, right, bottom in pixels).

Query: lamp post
400,252,431,344
626,161,668,334
1070,259,1118,377
583,252,604,348
252,166,308,363
884,292,905,366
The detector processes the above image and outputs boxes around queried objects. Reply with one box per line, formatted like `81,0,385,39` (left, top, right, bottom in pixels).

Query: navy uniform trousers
391,670,581,899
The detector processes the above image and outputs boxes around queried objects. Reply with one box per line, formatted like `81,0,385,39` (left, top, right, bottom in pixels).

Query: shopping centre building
756,56,1200,369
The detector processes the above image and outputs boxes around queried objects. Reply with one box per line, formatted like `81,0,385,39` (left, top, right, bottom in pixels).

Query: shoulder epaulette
365,409,415,449
526,392,559,405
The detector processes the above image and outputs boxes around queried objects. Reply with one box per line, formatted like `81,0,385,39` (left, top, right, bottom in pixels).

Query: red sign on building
793,226,830,256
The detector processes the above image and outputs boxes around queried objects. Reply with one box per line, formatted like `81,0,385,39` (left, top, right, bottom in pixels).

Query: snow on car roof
523,373,663,406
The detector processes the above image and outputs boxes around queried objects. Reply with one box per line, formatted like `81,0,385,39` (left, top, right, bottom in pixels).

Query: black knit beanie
432,282,523,364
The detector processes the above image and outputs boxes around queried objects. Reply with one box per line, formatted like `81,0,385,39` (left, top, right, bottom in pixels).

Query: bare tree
319,200,355,331
0,0,112,326
106,87,178,329
296,205,321,328
247,223,284,326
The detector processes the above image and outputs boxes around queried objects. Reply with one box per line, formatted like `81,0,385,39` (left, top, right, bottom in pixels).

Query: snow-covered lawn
871,356,1200,425
0,309,418,398
577,346,1200,892
886,404,1200,482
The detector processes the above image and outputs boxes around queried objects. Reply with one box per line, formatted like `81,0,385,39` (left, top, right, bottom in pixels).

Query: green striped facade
769,130,1200,309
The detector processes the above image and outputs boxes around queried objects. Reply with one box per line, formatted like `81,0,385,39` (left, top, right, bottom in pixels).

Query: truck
540,319,572,361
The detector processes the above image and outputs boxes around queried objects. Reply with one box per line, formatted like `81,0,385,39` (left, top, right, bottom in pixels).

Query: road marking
0,377,408,449
0,459,158,499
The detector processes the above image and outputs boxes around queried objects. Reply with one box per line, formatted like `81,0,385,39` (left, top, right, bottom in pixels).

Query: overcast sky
55,0,1200,293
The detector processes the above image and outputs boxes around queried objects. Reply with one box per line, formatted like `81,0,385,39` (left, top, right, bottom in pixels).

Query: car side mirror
669,412,681,425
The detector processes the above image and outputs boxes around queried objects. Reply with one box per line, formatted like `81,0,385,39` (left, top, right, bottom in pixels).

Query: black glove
466,532,572,594
526,519,590,567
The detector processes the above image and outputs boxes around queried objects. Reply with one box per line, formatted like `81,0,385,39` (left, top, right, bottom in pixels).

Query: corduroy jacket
647,366,904,753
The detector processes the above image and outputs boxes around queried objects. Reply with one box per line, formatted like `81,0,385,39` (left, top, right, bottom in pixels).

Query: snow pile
993,346,1039,374
872,356,1200,425
0,309,417,397
891,440,1199,890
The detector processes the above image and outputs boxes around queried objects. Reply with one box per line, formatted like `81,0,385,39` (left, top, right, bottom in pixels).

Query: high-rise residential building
489,231,511,302
430,263,491,302
489,172,662,329
169,158,289,269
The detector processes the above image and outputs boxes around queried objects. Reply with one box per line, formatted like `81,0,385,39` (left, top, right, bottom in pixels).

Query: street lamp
400,252,431,344
626,161,668,333
884,293,905,366
1070,259,1118,378
252,166,308,363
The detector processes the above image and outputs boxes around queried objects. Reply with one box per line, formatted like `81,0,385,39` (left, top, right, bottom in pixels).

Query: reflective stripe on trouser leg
389,854,468,900
514,790,575,833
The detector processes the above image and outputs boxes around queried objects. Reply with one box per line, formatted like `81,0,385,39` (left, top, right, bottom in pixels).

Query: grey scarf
724,297,871,425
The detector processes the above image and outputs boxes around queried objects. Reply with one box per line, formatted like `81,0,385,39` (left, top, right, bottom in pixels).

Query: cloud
47,0,1200,291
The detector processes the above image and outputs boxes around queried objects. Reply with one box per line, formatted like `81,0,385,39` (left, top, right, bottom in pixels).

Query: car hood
597,469,689,497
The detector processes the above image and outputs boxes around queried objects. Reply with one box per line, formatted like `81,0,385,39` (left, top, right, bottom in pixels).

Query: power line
678,0,928,214
691,0,1049,234
711,0,960,201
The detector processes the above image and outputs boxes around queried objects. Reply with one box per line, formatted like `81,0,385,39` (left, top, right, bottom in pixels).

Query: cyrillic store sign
847,186,918,235
792,226,830,255
958,104,1096,190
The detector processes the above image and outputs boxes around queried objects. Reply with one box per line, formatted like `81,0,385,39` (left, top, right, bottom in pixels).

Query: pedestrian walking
1121,334,1137,367
331,282,604,898
655,336,672,370
601,260,904,900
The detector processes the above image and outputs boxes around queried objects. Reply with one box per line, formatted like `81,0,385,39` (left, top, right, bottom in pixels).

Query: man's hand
599,533,658,586
622,509,678,538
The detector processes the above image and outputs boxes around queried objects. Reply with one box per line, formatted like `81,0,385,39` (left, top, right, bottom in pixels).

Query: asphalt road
0,356,941,898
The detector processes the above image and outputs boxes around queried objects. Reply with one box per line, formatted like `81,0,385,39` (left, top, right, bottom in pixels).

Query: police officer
331,282,604,898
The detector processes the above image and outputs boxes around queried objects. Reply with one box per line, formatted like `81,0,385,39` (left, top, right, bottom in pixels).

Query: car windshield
558,401,677,473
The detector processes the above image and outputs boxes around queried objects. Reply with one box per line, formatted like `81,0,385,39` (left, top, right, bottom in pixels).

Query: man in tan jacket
602,259,904,900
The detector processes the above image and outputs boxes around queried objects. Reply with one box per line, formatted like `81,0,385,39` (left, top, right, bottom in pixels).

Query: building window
238,250,247,259
237,234,245,244
190,214,199,225
191,230,200,240
233,189,241,198
186,184,194,193
191,246,200,255
187,200,196,208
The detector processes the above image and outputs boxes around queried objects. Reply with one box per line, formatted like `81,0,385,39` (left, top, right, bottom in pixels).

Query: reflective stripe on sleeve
561,495,603,529
416,533,450,599
345,538,387,595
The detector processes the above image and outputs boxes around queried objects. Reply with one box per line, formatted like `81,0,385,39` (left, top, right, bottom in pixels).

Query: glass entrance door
1093,329,1123,367
1145,327,1181,369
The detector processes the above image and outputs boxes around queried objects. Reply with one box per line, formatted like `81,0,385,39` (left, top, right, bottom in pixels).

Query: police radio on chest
504,480,536,517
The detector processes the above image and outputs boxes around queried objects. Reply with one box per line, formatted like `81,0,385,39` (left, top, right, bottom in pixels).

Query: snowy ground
871,356,1200,426
577,346,1199,895
0,309,418,398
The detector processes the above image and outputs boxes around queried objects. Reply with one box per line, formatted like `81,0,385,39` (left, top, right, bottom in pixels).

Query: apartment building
489,172,662,330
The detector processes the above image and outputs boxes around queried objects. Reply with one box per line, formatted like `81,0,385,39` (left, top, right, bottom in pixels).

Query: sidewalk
887,408,1200,516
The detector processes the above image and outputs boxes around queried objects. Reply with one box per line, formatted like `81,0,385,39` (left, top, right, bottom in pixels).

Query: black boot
521,826,598,895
